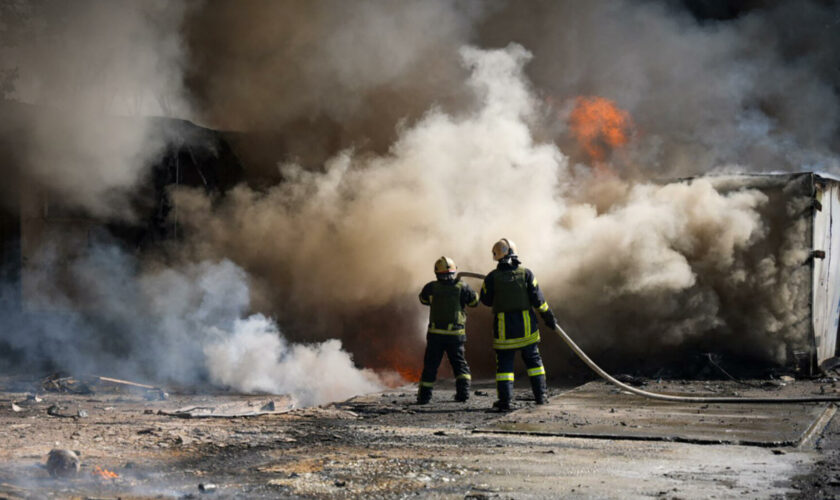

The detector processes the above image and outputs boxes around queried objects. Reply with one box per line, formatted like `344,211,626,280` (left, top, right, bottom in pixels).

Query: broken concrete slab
476,382,834,447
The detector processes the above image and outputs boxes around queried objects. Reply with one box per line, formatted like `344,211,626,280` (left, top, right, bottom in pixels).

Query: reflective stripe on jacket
480,262,549,349
419,278,479,335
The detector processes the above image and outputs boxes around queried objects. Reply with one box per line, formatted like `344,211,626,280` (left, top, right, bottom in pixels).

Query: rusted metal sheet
812,174,840,368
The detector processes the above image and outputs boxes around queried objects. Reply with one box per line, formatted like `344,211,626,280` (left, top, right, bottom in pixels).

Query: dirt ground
0,375,838,499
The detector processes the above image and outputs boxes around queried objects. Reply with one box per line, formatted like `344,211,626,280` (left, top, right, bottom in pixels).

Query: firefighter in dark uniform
417,256,479,404
480,238,557,411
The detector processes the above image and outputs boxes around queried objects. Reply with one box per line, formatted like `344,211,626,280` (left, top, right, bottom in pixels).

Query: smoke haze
2,0,839,398
1,246,382,406
0,0,191,218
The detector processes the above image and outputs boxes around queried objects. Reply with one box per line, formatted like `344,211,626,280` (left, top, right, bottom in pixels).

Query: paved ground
0,377,837,499
481,382,834,446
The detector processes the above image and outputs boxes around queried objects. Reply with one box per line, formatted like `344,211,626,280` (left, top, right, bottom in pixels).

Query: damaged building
0,101,243,366
699,172,840,373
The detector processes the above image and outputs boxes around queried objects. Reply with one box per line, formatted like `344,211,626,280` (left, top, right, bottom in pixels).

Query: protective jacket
419,278,479,335
480,261,550,350
417,277,478,403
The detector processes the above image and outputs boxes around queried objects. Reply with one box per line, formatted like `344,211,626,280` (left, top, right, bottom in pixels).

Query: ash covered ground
0,375,838,499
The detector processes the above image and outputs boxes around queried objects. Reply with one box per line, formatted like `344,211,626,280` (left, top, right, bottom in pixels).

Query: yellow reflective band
496,372,515,381
429,296,433,303
482,282,487,293
428,328,466,335
532,278,538,287
420,381,435,388
456,373,472,380
497,313,506,340
468,297,479,307
420,298,430,305
493,331,541,350
537,302,549,312
527,366,546,377
523,310,531,336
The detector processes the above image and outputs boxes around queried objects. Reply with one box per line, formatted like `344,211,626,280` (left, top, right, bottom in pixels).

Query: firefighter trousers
495,343,547,404
418,333,471,402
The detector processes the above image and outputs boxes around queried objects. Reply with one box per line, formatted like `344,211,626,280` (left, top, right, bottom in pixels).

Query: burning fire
569,96,633,164
92,466,119,479
375,345,422,385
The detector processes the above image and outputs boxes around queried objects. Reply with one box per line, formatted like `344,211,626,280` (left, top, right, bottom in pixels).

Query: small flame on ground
394,365,422,384
569,96,633,164
92,466,119,479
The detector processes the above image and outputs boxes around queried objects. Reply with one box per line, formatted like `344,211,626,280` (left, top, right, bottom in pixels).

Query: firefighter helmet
492,238,517,261
434,256,457,275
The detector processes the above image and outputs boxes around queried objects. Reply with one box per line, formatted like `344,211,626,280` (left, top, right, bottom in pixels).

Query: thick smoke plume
183,0,482,166
174,43,810,368
478,0,840,176
184,0,840,175
2,0,839,393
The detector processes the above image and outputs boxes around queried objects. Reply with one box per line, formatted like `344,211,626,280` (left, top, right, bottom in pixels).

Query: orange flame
569,96,633,163
373,344,422,385
92,466,119,479
393,364,422,384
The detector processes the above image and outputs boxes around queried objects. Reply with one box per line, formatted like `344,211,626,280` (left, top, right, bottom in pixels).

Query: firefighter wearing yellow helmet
481,238,557,411
417,256,479,404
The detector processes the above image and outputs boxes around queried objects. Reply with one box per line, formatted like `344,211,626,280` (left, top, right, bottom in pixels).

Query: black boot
530,374,548,405
454,378,470,402
417,385,432,404
493,380,513,411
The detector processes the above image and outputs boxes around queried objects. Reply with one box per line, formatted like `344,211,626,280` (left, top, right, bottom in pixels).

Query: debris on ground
198,482,218,493
46,404,85,418
41,374,92,394
95,376,169,400
615,374,648,386
40,373,169,400
0,379,836,498
158,399,293,418
46,449,80,478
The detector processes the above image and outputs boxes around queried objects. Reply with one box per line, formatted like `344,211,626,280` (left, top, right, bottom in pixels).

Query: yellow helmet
492,238,517,261
434,256,457,275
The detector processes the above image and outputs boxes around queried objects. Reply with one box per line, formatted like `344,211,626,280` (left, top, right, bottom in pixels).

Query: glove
541,309,558,329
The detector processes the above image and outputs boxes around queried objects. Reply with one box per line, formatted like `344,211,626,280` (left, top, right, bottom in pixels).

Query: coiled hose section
457,271,840,404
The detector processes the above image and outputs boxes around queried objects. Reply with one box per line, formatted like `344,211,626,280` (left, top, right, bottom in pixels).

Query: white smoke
204,316,382,407
2,243,382,405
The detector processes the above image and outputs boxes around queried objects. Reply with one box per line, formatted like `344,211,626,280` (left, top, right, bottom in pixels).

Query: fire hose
456,271,840,404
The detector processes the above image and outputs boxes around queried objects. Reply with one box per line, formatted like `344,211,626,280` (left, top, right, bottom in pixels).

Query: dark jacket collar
496,258,520,271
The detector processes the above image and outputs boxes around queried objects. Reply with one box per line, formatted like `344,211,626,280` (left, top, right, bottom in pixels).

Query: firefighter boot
492,381,513,412
417,385,432,405
530,374,549,405
454,377,470,402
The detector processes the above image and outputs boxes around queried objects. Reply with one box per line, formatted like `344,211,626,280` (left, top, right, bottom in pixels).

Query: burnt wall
0,141,21,309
